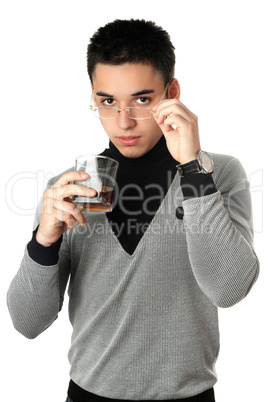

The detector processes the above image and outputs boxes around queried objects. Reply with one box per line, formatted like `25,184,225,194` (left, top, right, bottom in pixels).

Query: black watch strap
177,159,200,176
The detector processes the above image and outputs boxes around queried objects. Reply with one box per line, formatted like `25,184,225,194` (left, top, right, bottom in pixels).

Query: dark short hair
87,19,175,85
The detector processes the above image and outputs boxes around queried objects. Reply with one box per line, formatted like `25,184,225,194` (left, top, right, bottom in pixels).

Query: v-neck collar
103,171,181,259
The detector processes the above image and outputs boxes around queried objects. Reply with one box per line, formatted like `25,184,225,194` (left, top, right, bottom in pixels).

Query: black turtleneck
99,135,178,254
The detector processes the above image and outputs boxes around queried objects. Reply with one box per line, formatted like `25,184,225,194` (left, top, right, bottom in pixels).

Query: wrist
36,233,52,247
177,150,201,165
36,227,59,247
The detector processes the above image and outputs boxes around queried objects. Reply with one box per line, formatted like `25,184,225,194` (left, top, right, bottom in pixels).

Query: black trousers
66,386,215,402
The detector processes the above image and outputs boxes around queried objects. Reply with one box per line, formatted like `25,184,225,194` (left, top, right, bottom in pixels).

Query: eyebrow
95,91,113,97
131,89,155,96
95,89,155,97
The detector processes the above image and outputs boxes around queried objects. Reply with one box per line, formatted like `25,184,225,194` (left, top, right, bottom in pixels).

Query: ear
168,78,180,100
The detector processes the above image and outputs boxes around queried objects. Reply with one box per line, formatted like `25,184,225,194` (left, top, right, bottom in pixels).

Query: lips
118,136,141,145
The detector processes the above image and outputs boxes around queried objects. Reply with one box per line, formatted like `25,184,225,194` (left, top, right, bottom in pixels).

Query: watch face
200,151,214,173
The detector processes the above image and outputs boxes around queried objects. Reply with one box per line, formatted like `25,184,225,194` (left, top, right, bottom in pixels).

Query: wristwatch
177,151,214,177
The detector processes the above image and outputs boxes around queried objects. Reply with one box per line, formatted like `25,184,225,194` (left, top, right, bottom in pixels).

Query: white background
1,1,267,401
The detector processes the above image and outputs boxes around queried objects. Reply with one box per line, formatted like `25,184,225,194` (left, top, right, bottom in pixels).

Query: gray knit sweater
7,153,259,400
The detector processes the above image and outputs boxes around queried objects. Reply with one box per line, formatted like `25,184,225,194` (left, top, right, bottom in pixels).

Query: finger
154,107,187,130
54,209,80,230
154,99,197,122
47,184,97,200
162,114,186,130
44,197,86,227
152,99,177,117
154,98,193,115
53,199,87,226
159,121,174,133
158,112,196,136
52,171,89,188
155,105,191,126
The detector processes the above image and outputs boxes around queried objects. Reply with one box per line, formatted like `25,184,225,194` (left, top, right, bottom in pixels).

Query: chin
119,146,146,158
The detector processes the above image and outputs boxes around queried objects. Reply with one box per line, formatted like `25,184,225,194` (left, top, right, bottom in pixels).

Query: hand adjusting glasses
89,83,169,120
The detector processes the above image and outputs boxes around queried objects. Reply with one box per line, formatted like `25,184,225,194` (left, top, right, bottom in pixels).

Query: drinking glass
73,155,119,212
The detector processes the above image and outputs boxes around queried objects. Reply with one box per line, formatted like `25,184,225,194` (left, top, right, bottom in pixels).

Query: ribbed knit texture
7,152,259,400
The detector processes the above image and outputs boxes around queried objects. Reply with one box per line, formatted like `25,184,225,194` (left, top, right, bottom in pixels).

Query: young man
7,19,259,402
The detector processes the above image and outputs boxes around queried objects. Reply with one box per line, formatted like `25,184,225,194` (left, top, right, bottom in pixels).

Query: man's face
91,63,166,158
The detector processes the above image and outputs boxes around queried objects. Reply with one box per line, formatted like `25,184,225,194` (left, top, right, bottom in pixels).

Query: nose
116,109,136,130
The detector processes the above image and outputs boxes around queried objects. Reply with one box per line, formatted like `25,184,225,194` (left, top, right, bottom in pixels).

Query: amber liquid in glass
75,186,114,212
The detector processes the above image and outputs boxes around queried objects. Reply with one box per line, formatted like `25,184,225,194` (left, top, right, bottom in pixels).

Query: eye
135,96,151,106
101,98,116,106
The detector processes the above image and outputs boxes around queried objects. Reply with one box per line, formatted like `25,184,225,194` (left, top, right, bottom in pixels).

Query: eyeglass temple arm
89,90,95,110
159,82,170,102
148,82,170,114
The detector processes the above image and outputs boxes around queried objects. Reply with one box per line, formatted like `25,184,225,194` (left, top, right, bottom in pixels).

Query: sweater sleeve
7,238,71,339
7,171,72,339
182,156,259,308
